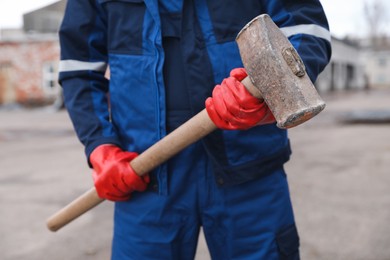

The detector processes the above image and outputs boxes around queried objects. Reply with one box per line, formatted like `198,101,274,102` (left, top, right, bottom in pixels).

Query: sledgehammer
46,14,325,232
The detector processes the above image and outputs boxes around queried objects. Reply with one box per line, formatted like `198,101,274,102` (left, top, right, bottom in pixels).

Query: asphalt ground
1,87,390,260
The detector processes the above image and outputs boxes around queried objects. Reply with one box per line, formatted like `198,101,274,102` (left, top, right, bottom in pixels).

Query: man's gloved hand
90,145,150,201
205,68,275,130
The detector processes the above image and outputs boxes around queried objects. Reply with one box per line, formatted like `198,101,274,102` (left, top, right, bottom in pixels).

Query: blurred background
0,0,390,259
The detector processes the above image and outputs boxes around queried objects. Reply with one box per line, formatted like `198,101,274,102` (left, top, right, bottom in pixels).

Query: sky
0,0,389,38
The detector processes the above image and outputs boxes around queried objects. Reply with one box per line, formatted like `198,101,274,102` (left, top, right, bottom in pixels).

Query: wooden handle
46,76,261,232
46,109,217,231
46,187,104,232
241,76,263,100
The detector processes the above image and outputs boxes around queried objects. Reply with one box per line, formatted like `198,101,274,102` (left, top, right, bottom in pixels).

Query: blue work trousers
112,136,299,259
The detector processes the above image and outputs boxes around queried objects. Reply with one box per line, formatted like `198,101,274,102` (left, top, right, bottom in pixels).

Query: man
59,0,331,259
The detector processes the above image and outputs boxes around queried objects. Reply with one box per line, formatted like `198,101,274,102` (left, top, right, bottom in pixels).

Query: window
376,74,386,84
42,61,59,95
378,57,387,67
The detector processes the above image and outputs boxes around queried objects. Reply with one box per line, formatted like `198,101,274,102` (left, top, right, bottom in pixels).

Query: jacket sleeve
58,0,122,163
262,0,332,82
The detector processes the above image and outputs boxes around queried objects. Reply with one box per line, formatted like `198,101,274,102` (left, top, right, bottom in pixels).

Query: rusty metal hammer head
236,14,326,129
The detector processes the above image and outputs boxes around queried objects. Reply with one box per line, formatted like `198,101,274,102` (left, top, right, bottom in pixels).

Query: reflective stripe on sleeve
59,60,107,72
281,24,331,42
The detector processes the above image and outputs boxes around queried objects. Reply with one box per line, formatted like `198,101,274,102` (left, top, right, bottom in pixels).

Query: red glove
205,68,275,130
90,145,150,201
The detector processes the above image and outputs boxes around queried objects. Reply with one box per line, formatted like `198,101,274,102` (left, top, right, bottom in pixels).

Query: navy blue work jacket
59,0,331,193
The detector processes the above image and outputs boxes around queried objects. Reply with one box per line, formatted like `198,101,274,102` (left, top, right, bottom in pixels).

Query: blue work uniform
59,0,331,259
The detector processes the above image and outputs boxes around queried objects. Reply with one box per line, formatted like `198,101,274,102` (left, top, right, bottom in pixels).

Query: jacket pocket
276,224,300,260
99,0,145,55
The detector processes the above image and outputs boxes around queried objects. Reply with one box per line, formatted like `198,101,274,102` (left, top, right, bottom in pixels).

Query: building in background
0,0,65,107
23,0,66,34
0,35,60,106
361,48,390,89
315,37,368,92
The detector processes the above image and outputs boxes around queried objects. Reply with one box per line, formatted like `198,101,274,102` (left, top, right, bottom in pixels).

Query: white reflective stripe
280,24,331,42
59,60,107,72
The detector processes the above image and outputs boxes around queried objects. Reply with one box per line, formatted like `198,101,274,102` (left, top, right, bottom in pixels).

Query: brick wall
0,40,60,106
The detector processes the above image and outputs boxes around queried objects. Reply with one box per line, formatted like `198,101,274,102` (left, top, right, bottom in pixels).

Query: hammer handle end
46,188,103,232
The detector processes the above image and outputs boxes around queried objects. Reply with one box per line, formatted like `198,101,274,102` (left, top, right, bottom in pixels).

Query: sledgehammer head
236,14,326,129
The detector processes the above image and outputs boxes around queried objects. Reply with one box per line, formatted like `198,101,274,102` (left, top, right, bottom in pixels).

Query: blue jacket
59,0,331,192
